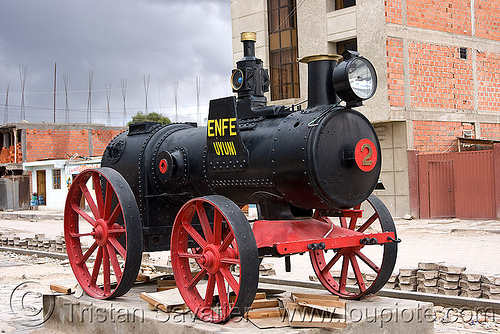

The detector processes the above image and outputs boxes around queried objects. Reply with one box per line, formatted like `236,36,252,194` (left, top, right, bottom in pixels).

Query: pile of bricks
0,233,67,254
399,268,418,291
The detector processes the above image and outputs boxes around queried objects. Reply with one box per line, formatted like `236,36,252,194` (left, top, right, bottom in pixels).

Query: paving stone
482,283,500,294
417,286,438,294
438,264,466,274
417,270,439,280
460,289,482,298
438,288,460,296
399,283,417,291
399,275,417,285
417,278,438,287
399,268,417,276
438,272,460,282
459,280,481,291
418,262,443,270
438,279,459,290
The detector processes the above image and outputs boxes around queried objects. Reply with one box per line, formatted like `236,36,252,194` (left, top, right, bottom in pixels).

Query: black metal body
101,38,382,252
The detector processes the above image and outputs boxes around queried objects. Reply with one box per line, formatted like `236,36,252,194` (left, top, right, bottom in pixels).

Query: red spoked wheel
64,168,142,299
310,194,397,299
171,195,259,323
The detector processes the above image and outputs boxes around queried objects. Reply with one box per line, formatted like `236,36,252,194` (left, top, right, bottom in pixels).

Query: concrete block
482,284,500,294
399,284,417,291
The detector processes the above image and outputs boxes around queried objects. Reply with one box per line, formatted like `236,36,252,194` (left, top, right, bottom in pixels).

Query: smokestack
298,54,341,109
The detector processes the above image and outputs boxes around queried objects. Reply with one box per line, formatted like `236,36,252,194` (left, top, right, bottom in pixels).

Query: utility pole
173,81,178,122
4,78,10,124
121,78,127,125
143,74,150,113
63,75,69,123
87,70,94,123
19,64,27,121
53,62,57,123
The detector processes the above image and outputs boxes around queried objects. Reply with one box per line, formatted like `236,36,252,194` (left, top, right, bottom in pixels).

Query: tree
128,111,171,125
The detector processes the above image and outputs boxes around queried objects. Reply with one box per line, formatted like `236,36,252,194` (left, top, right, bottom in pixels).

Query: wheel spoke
77,241,98,265
321,251,342,275
350,254,367,292
71,203,97,227
106,243,123,280
70,232,94,238
103,246,111,295
339,217,348,229
80,182,101,221
103,181,113,220
213,210,223,245
339,255,349,291
357,213,378,233
107,204,122,226
182,223,208,249
92,172,105,217
219,231,234,252
204,274,216,307
196,202,213,243
220,266,239,293
108,237,126,259
220,257,239,265
355,250,381,273
177,252,204,259
187,268,207,290
215,272,229,318
90,246,103,286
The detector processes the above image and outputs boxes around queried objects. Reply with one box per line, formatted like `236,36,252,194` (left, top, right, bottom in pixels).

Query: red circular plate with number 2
355,139,377,172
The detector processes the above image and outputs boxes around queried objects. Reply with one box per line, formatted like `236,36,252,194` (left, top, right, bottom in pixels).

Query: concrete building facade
230,0,500,217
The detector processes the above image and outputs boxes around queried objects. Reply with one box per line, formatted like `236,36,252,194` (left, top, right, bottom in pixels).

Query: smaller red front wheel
64,168,142,299
171,195,259,323
310,195,397,299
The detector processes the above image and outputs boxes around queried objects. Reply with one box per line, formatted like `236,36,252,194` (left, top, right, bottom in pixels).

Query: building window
268,0,300,101
53,169,61,189
337,38,357,55
336,0,356,10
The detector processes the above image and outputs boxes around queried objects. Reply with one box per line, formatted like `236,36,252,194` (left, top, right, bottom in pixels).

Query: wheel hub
201,245,221,274
93,219,109,246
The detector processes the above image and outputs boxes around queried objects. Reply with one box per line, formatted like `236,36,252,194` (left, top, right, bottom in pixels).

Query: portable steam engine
64,32,399,323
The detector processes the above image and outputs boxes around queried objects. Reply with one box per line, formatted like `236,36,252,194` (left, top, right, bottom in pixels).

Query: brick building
231,0,500,217
0,122,124,210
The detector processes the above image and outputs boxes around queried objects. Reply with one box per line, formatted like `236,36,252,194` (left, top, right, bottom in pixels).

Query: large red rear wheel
310,194,397,299
171,195,259,323
64,168,142,299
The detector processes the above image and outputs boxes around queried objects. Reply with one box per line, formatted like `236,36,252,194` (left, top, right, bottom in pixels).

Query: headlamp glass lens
348,58,375,99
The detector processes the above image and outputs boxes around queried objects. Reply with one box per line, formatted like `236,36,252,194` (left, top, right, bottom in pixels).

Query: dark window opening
337,38,358,55
336,0,356,10
459,47,467,60
268,0,300,101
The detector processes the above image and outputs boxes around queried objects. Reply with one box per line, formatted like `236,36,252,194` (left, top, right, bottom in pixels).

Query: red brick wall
406,0,471,35
26,129,89,162
475,0,500,41
24,128,121,162
385,0,403,24
477,51,500,112
0,143,22,163
414,120,476,153
386,37,405,107
92,130,123,155
408,43,473,110
480,123,500,141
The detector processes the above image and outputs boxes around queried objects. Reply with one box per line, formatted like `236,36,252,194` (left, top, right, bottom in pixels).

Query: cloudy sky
0,0,233,126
